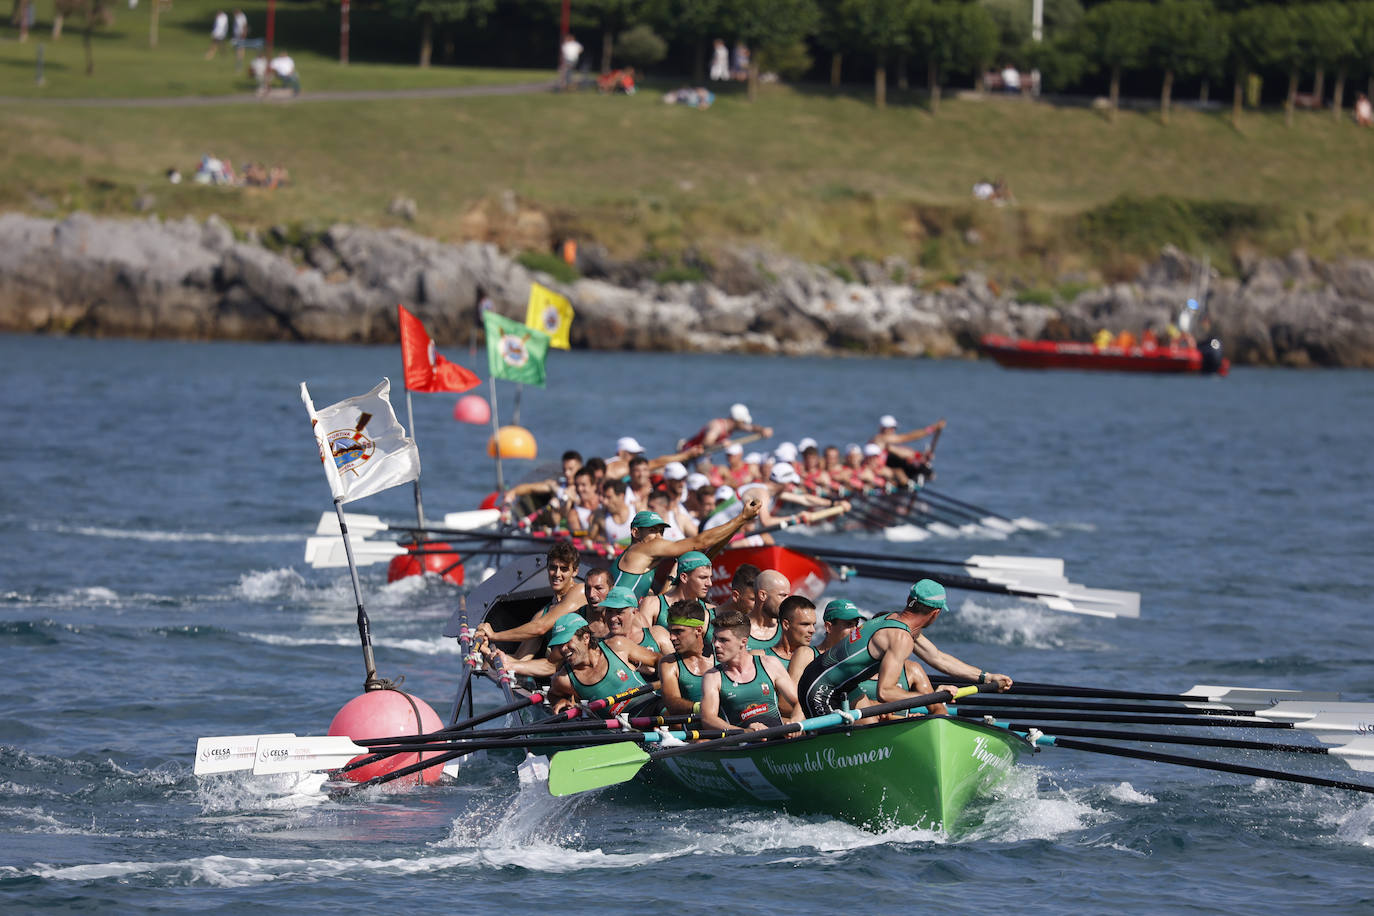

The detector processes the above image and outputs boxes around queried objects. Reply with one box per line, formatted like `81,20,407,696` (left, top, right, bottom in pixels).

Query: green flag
484,311,550,388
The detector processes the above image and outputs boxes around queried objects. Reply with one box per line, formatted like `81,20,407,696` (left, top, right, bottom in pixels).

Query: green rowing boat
643,715,1030,831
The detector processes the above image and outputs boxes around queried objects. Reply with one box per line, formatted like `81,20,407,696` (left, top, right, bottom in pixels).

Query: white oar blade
194,733,294,775
304,536,407,569
1012,517,1048,530
966,555,1065,577
1290,712,1374,741
1182,685,1343,711
980,517,1019,533
441,509,502,531
315,511,388,536
1259,701,1374,724
253,736,368,775
1029,586,1140,619
1330,737,1374,772
518,753,551,786
925,522,961,538
1036,596,1119,618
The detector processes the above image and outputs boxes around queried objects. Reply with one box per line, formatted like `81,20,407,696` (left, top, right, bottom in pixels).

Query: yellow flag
525,282,575,350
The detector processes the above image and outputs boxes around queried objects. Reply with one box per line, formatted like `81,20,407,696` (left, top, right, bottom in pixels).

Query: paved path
0,80,555,107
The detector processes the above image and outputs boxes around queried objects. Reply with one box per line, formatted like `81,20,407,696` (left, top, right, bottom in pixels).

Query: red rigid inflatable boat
980,335,1230,375
707,545,833,604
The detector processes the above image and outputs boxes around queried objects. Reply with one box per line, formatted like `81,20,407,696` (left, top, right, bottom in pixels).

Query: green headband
667,614,708,628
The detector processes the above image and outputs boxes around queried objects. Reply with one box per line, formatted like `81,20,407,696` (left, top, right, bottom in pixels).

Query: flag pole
513,383,523,426
404,389,427,532
332,496,386,690
488,376,505,494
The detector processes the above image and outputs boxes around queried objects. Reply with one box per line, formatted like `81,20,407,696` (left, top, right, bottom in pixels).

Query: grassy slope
3,0,1374,285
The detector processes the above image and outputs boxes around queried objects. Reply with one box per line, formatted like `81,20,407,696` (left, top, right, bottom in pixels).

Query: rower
870,414,945,479
578,567,612,638
503,450,583,511
702,462,841,543
658,599,712,715
797,578,1008,718
745,568,788,651
641,550,715,631
560,466,601,537
611,497,761,602
760,595,817,718
722,563,760,618
700,610,802,732
599,479,634,547
627,454,653,507
679,402,773,451
786,598,861,683
543,613,660,717
601,585,671,661
646,490,687,541
475,542,584,659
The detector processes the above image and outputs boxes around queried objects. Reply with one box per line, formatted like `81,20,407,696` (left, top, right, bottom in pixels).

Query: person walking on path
206,10,229,59
710,39,730,81
559,33,583,91
231,10,249,71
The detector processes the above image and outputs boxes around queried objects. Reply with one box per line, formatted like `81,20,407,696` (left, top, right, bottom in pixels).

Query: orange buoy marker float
328,689,445,785
386,542,465,586
453,394,491,425
487,425,537,460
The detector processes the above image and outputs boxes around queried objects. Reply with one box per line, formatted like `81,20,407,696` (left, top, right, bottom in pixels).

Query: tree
392,0,494,68
616,23,666,70
814,0,857,87
1076,0,1151,121
574,0,642,74
1302,3,1355,118
53,0,114,74
1264,5,1304,127
1146,0,1223,125
656,0,728,83
910,0,960,114
838,0,915,108
956,3,1001,92
1227,6,1270,128
724,0,820,101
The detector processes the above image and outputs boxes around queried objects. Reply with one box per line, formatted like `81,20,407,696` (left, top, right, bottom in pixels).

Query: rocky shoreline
2,212,1372,367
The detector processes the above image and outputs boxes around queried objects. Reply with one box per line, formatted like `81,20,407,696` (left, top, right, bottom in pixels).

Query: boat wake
245,631,461,657
945,597,1110,651
45,523,302,545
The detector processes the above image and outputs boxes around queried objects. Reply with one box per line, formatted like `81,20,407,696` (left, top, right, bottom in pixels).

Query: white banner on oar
301,379,420,505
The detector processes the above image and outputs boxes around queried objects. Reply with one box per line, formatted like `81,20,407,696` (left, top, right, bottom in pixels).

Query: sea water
2,335,1372,912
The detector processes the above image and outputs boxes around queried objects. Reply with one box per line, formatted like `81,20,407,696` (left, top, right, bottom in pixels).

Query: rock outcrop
2,212,1372,367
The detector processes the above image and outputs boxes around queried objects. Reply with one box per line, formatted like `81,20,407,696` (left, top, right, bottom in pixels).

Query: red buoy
385,542,465,586
328,690,445,785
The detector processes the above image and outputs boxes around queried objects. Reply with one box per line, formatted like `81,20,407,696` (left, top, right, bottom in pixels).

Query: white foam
965,766,1104,842
234,569,307,601
16,850,479,887
245,632,460,656
1334,801,1374,847
1105,782,1157,805
48,523,301,544
949,596,1086,650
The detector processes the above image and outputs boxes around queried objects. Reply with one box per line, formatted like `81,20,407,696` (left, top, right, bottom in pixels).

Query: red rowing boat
707,545,833,604
980,335,1229,375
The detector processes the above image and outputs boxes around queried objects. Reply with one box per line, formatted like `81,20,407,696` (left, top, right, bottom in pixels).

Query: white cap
845,442,862,456
616,436,645,454
730,403,752,424
774,442,798,463
879,414,898,429
745,451,764,465
798,436,818,452
686,472,710,492
863,443,883,457
662,461,688,481
770,461,802,485
726,443,744,456
714,485,736,502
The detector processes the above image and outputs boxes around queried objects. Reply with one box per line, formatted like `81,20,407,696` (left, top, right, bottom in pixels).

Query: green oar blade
547,742,652,796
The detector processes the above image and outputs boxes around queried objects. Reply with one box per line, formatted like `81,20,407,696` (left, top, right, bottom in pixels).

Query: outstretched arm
912,633,1012,691
892,419,946,445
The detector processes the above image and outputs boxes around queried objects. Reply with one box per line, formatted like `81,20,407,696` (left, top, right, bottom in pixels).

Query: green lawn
3,2,1374,283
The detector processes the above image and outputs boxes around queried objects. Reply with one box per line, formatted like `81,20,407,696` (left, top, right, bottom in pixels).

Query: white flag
300,379,420,505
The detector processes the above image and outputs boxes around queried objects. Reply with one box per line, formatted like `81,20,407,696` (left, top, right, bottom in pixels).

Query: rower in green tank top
658,599,713,715
700,609,803,732
600,586,669,667
745,568,789,651
541,612,661,718
612,500,762,601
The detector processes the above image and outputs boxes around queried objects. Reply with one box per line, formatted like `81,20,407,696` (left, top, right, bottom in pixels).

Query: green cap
599,586,640,610
631,510,668,529
908,578,947,611
677,551,711,574
547,613,590,646
823,599,862,622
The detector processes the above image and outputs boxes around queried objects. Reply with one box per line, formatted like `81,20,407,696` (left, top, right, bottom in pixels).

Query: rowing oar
837,559,1140,618
985,722,1374,772
953,707,1374,740
933,678,1340,707
917,489,1045,532
1024,730,1374,794
546,686,979,796
798,546,1065,579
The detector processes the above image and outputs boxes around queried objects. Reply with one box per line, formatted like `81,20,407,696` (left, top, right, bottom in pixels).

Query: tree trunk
148,0,157,47
747,58,758,102
875,58,886,109
53,13,62,38
830,51,842,87
928,60,940,115
1232,67,1244,129
1313,67,1325,105
601,29,612,74
1199,78,1209,104
18,0,28,41
692,38,704,84
1333,67,1346,121
1285,66,1297,126
1161,68,1173,125
84,20,94,74
1109,65,1120,121
897,53,907,91
419,13,432,68
442,31,455,64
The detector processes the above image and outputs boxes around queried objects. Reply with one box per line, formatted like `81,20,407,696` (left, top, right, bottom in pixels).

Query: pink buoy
327,690,445,785
453,394,491,425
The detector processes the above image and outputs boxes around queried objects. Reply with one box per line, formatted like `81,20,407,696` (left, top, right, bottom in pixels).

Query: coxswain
611,498,761,601
797,579,1010,718
658,599,713,715
680,403,773,451
700,610,803,732
476,542,584,659
746,568,788,651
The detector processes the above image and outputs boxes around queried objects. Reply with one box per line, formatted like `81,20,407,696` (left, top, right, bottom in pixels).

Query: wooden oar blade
252,736,368,775
547,742,652,796
194,733,294,775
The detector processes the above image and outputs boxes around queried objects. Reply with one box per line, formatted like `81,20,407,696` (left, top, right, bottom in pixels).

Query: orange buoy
487,425,537,459
453,394,491,425
327,690,445,785
386,542,465,586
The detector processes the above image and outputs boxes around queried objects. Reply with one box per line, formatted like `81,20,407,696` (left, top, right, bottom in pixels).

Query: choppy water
3,335,1373,912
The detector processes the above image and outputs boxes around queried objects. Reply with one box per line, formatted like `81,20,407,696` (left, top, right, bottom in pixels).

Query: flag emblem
328,422,376,475
500,333,531,368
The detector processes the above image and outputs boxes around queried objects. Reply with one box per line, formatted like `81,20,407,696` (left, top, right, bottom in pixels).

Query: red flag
398,305,480,393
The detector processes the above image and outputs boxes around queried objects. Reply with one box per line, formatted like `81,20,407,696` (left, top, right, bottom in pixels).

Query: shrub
517,250,580,284
616,25,667,70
